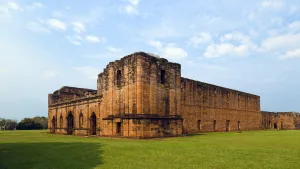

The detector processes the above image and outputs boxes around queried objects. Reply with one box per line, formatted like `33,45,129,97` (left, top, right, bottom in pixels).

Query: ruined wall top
261,111,300,117
97,51,180,78
181,77,260,98
48,86,98,106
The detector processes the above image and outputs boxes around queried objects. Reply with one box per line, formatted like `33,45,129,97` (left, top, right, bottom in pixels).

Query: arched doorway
67,113,74,135
51,116,56,133
90,113,97,135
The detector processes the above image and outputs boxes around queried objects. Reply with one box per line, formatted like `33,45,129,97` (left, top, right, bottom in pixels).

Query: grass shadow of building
0,142,103,169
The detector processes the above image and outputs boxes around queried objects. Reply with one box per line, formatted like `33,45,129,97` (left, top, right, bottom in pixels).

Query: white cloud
119,0,139,15
148,40,188,60
46,19,67,31
148,40,163,49
85,35,105,43
72,22,85,33
27,21,51,33
203,32,257,58
162,43,188,60
27,2,45,10
7,2,21,10
203,43,248,58
261,33,300,52
279,49,300,60
189,32,212,47
0,6,11,18
119,5,138,15
43,70,58,79
261,0,284,10
74,66,101,80
288,21,300,32
0,2,22,19
107,46,122,53
129,0,139,6
67,35,106,45
66,35,83,45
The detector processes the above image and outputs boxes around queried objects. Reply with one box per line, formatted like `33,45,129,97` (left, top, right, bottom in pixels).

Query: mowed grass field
0,130,299,169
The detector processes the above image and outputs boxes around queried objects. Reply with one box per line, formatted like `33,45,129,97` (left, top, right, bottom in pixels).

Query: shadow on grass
185,133,207,137
0,142,103,169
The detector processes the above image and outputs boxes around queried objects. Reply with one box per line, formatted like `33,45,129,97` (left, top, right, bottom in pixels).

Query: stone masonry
48,52,300,138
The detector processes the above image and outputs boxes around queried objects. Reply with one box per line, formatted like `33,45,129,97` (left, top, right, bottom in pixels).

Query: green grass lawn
0,130,299,169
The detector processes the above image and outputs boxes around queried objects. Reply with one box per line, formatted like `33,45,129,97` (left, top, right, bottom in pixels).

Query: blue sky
1,0,300,120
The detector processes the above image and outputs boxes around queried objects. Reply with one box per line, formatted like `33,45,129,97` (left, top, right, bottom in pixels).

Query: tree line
0,116,48,130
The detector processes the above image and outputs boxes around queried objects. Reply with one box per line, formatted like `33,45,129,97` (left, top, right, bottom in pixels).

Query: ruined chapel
48,52,300,138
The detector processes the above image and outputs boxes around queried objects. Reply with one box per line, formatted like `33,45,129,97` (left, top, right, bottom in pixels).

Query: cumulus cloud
119,0,139,15
66,35,83,45
203,32,257,58
27,2,45,10
279,49,300,60
129,0,139,6
261,33,300,52
27,21,51,33
189,32,212,47
72,21,85,33
46,19,67,31
107,46,122,53
204,43,248,58
261,0,284,10
85,35,106,43
162,43,188,60
148,40,188,60
148,40,163,49
67,35,106,45
260,30,300,59
7,2,21,10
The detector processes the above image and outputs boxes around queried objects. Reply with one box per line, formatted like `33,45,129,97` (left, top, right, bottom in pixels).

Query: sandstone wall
48,95,101,135
97,52,182,138
261,111,300,130
180,78,261,133
48,52,273,138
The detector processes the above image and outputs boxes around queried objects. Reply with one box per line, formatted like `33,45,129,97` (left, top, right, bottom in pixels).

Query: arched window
79,113,83,128
161,70,165,84
60,115,63,128
117,70,122,87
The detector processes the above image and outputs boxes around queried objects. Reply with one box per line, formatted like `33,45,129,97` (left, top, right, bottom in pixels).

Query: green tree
0,118,7,130
17,118,43,130
32,116,48,129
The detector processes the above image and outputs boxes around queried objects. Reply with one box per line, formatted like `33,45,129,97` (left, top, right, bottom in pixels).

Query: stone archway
67,113,74,135
90,113,97,135
51,116,56,133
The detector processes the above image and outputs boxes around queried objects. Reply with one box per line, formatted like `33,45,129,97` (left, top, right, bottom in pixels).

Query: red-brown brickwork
181,78,261,133
48,52,298,138
261,111,300,130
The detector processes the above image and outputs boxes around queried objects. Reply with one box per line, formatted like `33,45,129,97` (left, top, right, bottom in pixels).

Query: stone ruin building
48,52,300,138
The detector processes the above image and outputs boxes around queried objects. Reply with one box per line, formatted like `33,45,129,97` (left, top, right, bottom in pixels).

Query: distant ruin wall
180,78,261,133
261,111,300,130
